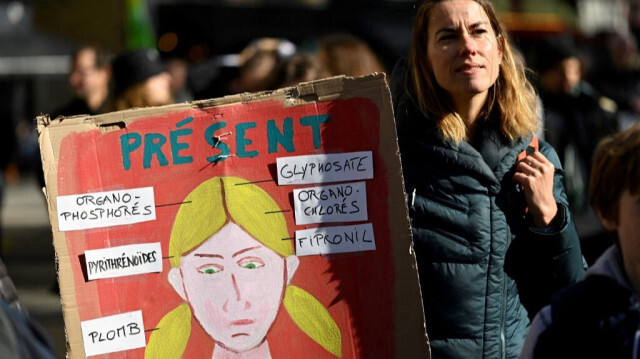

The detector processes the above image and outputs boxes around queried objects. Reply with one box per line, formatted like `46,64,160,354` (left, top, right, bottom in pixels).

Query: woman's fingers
513,151,558,227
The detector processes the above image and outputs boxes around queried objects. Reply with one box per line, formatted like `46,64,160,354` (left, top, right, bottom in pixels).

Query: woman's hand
513,151,558,228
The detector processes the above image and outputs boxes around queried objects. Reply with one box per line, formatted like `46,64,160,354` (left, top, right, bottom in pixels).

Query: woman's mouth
231,319,255,326
457,63,484,74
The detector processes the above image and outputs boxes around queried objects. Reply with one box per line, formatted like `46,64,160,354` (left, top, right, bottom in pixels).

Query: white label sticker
57,187,156,231
85,243,163,281
293,181,367,225
295,223,376,256
80,310,146,357
277,151,373,185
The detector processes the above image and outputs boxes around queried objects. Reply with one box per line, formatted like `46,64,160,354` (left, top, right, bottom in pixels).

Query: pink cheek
203,297,226,325
253,282,285,312
184,276,226,315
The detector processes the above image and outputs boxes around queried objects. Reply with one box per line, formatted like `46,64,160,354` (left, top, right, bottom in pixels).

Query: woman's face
170,222,298,352
426,0,502,103
144,72,173,106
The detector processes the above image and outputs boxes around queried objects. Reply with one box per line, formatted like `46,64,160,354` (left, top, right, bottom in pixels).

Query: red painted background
57,98,395,358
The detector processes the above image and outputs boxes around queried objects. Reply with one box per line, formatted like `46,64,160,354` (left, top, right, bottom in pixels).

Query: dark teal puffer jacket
393,89,584,359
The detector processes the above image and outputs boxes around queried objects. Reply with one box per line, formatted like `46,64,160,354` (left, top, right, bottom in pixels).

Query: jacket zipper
500,219,510,359
500,180,522,359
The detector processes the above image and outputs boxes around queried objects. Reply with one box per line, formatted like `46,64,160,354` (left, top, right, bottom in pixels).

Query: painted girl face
169,222,298,352
426,0,502,103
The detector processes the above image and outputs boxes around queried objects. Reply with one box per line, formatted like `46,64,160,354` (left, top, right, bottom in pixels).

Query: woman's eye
237,257,265,270
472,29,487,36
197,264,223,275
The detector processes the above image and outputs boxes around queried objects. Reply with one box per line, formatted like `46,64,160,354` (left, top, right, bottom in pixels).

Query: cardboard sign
38,74,429,359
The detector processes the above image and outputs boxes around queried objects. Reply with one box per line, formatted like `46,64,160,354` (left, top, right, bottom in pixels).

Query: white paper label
277,151,374,185
57,187,156,231
295,223,376,256
80,310,146,357
293,181,367,225
85,242,163,281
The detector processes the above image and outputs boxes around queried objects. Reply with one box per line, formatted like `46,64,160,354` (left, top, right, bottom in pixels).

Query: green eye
237,257,265,270
197,264,223,275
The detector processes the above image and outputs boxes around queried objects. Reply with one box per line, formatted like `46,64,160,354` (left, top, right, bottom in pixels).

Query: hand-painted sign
38,74,428,359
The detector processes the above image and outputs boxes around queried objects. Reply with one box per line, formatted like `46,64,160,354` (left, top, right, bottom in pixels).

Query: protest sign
38,74,428,358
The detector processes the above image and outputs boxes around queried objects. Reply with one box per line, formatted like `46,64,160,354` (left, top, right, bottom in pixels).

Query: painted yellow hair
146,177,341,358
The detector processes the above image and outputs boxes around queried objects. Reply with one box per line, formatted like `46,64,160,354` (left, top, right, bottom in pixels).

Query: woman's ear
168,267,187,300
285,255,300,285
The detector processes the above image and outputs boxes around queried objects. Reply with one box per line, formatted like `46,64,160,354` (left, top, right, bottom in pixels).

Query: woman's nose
231,273,241,302
222,273,251,312
461,33,478,55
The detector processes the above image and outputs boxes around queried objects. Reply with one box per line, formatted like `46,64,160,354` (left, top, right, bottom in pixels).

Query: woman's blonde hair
409,0,538,143
146,177,341,358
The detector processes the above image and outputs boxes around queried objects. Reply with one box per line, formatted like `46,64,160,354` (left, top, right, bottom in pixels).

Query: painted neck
213,341,271,359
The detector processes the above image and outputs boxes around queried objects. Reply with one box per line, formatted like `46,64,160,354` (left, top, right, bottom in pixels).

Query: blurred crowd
52,33,387,120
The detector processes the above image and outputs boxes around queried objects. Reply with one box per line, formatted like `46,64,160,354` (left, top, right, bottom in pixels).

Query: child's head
589,122,640,239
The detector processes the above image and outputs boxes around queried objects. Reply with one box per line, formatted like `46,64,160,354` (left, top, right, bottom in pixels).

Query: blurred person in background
108,48,173,111
39,45,111,205
228,38,296,94
53,44,112,118
276,52,324,88
316,33,386,77
534,34,618,264
166,57,194,103
588,30,640,131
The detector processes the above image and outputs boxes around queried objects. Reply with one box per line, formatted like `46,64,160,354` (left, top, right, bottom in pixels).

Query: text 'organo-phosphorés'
57,187,156,232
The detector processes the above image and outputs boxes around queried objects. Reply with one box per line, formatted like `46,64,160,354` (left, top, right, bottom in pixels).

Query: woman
145,177,341,359
391,0,584,357
316,33,386,77
109,48,173,111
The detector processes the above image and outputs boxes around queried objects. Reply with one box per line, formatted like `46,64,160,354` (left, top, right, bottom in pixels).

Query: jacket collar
588,245,636,294
401,106,532,187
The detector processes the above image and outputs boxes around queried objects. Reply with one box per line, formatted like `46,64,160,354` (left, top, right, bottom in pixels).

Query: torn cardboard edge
37,74,385,132
37,73,429,359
